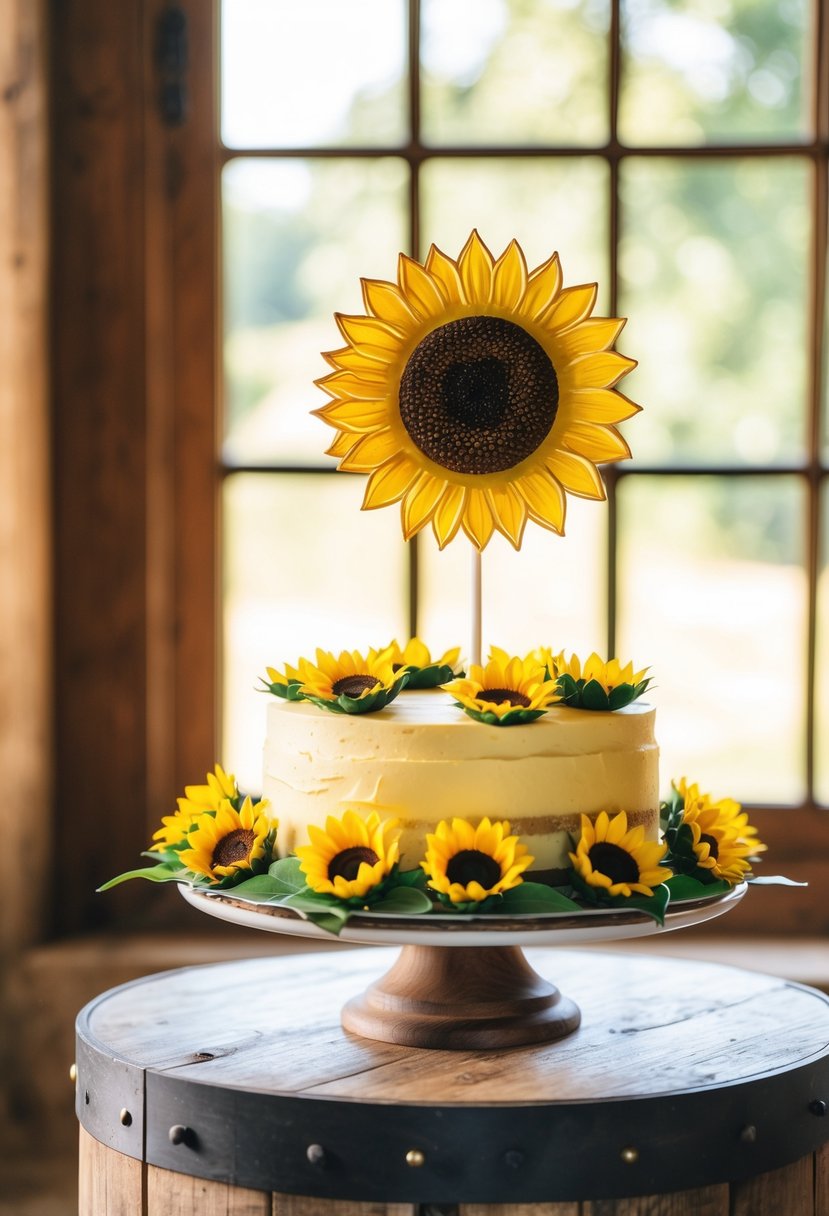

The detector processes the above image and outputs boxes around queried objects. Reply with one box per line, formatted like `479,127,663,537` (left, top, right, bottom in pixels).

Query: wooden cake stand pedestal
76,949,829,1215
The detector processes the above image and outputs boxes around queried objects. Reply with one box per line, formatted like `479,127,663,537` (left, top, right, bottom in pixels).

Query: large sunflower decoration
661,779,767,887
421,817,534,911
569,810,672,904
315,231,639,550
445,645,559,725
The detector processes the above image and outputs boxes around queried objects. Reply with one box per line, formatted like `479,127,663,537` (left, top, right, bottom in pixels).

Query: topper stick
471,547,482,668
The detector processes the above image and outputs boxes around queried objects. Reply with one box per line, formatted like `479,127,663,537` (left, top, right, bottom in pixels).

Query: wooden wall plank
731,1156,815,1216
584,1184,728,1215
271,1198,414,1216
817,1140,829,1216
0,0,50,952
78,1127,144,1216
461,1202,579,1215
148,1163,271,1215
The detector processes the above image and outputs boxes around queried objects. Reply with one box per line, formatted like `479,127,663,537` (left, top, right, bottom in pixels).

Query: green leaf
225,874,292,900
665,874,732,901
267,856,306,893
748,875,808,887
97,863,187,891
618,883,671,926
607,684,636,711
281,890,352,936
388,867,428,890
499,882,583,914
581,679,611,711
369,887,433,916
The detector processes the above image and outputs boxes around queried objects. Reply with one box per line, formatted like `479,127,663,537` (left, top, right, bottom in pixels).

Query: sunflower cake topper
314,231,639,551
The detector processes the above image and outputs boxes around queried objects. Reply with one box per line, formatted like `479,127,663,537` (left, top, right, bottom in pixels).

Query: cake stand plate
181,884,746,1051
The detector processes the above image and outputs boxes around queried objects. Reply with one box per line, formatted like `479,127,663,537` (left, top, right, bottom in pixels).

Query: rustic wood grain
147,1163,270,1214
460,1203,579,1215
817,1139,829,1216
271,1198,414,1215
583,1185,728,1215
0,0,50,954
84,950,829,1106
731,1155,815,1215
78,1126,143,1216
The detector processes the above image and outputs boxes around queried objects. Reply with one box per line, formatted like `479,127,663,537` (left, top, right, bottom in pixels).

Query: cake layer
263,690,659,872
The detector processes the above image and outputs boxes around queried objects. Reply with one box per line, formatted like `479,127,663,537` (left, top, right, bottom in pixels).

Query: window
218,0,828,837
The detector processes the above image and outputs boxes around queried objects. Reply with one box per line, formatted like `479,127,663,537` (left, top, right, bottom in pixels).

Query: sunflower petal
432,484,466,549
402,470,447,538
523,253,562,318
556,317,626,358
491,239,528,311
362,455,420,510
424,244,465,305
324,345,390,374
458,230,494,306
544,450,606,500
564,422,631,463
516,471,566,532
569,351,638,390
336,313,405,353
570,387,641,424
338,428,400,472
398,254,447,320
313,398,390,433
316,370,389,402
487,483,528,548
542,283,598,331
324,430,357,459
461,488,495,549
361,278,418,329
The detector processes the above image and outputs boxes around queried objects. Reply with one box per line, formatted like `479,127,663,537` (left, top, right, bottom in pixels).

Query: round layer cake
263,690,659,879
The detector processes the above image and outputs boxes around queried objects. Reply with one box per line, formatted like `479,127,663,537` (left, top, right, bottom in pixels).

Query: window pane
421,0,610,146
420,157,610,303
418,498,606,660
221,0,407,148
617,475,807,804
223,473,408,790
223,158,408,466
619,157,810,466
620,0,812,146
817,483,829,805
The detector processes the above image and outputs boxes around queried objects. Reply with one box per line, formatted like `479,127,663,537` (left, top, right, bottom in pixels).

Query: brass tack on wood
169,1124,189,1145
620,1147,639,1164
69,1063,77,1083
810,1099,827,1116
119,1108,132,1127
406,1149,426,1167
740,1125,757,1143
306,1144,326,1166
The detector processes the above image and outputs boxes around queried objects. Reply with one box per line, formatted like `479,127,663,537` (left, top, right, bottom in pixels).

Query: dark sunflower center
700,833,719,859
483,687,531,708
328,846,379,882
446,849,502,889
398,315,559,475
212,828,255,868
588,842,640,885
333,674,380,698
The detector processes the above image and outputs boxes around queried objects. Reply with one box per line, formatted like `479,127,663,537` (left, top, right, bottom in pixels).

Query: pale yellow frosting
264,690,659,873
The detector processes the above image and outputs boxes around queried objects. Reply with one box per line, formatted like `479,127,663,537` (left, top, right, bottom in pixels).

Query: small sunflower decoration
315,231,640,551
149,763,239,854
662,779,766,887
298,647,409,715
295,809,401,904
384,638,464,688
421,817,533,910
553,652,652,711
178,796,277,887
569,811,672,901
259,660,305,701
444,645,560,725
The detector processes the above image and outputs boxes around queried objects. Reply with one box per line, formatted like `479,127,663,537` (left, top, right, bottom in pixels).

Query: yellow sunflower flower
298,647,408,714
570,810,671,898
149,763,239,853
259,660,305,701
444,645,559,725
178,796,276,885
421,817,533,906
384,637,463,688
668,779,763,885
554,651,651,711
314,231,640,551
295,809,401,902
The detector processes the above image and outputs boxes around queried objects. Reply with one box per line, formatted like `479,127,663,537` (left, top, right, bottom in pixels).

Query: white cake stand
181,883,746,1051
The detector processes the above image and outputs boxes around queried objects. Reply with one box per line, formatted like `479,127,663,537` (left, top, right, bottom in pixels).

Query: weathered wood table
76,948,829,1214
